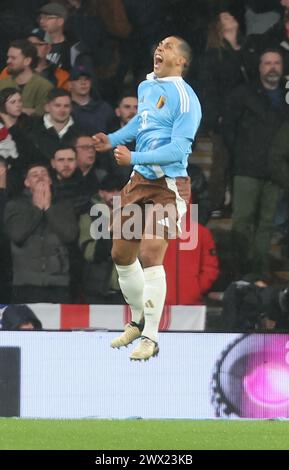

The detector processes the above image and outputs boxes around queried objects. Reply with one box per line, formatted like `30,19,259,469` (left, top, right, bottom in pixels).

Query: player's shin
115,259,144,325
141,265,167,343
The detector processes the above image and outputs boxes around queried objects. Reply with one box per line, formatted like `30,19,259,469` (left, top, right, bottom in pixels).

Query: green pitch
0,419,288,450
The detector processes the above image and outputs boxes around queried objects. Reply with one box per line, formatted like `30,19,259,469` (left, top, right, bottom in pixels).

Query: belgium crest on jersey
156,95,166,108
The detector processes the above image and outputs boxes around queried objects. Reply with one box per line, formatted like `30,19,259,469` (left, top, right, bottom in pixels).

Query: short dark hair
46,88,71,103
117,91,138,106
9,39,38,70
72,134,95,148
259,47,284,63
174,36,193,71
52,145,76,159
25,162,51,177
0,87,21,113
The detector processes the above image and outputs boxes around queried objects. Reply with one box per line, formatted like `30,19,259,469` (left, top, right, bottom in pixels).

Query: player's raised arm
93,114,139,153
108,114,139,148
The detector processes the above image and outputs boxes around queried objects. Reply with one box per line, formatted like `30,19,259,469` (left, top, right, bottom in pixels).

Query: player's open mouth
154,54,163,67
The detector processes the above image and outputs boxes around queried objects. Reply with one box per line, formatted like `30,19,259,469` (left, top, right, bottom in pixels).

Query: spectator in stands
269,120,289,192
268,115,289,253
50,144,87,302
79,174,125,304
197,9,257,216
1,304,42,330
66,0,132,104
28,29,70,89
115,93,138,129
0,158,12,303
0,1,34,71
0,87,38,195
222,273,289,331
75,134,101,194
0,39,53,115
109,92,138,183
250,2,289,74
38,2,71,70
28,88,79,162
223,48,289,276
75,133,123,193
0,158,7,226
253,5,289,77
69,65,116,136
50,145,89,216
0,158,11,303
4,163,78,303
0,30,70,90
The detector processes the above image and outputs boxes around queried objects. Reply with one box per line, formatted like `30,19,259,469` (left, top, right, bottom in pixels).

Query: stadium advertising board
0,332,288,419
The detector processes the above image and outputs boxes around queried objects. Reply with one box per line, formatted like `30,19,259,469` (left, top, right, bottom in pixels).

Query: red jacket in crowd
164,216,219,305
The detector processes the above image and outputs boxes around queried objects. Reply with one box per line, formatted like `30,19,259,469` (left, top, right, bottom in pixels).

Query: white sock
142,265,166,343
115,259,144,324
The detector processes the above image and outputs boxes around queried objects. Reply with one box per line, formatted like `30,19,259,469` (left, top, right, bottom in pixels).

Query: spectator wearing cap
69,65,116,136
4,163,78,304
0,30,69,90
28,29,70,89
1,304,42,330
28,88,80,162
0,39,53,116
79,174,125,304
38,2,71,71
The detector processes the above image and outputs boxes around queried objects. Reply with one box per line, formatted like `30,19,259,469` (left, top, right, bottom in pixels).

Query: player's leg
110,238,144,348
129,238,168,361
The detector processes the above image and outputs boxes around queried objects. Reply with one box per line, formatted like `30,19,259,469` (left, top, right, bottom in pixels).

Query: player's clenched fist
92,132,112,152
114,145,132,166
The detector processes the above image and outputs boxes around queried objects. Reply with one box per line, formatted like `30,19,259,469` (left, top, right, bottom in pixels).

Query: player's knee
111,246,134,265
111,246,122,265
139,249,160,268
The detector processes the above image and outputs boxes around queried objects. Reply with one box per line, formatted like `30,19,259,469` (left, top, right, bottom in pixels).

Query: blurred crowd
1,0,289,330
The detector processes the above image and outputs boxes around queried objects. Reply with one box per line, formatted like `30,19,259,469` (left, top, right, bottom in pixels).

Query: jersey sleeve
131,137,193,165
108,114,139,147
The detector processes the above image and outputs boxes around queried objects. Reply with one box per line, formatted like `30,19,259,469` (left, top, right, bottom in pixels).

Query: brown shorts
112,171,191,240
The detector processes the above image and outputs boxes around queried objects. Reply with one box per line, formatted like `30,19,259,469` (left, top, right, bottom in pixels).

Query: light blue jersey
108,74,202,180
